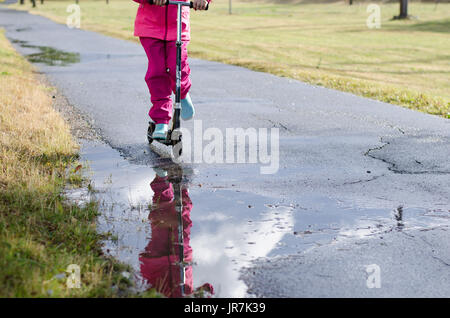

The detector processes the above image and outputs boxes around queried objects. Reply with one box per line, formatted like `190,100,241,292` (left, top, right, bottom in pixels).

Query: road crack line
364,136,450,175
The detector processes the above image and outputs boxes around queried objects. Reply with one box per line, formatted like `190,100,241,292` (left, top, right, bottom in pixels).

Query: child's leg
166,40,191,99
140,37,172,125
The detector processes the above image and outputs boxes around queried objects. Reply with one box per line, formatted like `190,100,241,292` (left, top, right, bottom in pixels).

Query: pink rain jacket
133,0,193,41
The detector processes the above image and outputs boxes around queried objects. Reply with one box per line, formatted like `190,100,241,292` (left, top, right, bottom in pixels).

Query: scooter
146,0,208,159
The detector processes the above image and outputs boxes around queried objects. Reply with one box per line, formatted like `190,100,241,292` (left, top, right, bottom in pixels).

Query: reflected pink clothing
139,174,214,297
139,176,193,297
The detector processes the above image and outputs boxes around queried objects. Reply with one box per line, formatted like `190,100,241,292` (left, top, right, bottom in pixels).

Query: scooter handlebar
147,0,208,10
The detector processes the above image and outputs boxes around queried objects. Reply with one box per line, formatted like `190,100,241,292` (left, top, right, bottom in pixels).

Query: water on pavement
65,140,450,297
11,39,80,66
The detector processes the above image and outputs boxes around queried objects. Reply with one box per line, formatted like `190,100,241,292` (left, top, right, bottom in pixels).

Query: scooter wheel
170,143,183,159
171,134,182,158
147,122,155,144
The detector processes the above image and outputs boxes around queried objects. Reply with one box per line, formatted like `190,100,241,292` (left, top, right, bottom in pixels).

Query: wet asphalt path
1,5,449,297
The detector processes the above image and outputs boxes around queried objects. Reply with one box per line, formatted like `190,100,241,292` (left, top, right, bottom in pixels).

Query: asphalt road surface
1,4,449,297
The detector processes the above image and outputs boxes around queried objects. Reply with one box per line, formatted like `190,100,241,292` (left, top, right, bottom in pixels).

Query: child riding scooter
133,0,210,156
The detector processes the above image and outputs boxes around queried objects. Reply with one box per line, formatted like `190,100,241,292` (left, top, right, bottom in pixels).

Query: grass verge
0,29,141,297
9,0,450,117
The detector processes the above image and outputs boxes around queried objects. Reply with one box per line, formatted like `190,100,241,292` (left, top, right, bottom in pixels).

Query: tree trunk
20,0,24,4
349,0,353,5
399,0,408,18
41,0,44,4
31,0,36,7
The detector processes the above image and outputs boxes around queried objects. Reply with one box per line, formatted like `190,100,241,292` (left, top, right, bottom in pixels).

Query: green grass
10,0,450,117
0,29,153,297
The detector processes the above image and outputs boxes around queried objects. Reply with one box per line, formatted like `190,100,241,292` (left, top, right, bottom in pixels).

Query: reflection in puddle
15,27,32,32
66,140,450,297
139,165,214,297
11,39,80,66
67,140,295,297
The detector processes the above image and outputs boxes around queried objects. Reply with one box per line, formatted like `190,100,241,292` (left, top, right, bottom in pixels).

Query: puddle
11,39,80,66
67,140,295,297
15,27,32,32
66,140,450,298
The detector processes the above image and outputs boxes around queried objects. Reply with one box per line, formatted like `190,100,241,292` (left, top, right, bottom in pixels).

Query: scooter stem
172,2,182,132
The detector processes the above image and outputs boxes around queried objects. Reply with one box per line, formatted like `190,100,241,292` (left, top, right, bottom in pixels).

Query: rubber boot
153,167,168,178
152,123,169,140
181,93,195,121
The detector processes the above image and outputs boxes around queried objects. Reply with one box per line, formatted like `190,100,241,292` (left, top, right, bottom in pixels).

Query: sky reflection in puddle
66,140,450,297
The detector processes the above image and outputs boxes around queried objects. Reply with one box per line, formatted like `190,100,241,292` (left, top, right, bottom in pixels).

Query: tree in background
394,0,410,19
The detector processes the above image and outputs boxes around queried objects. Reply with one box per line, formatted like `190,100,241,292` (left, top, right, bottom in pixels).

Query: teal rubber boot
152,123,168,140
181,93,195,121
153,167,168,178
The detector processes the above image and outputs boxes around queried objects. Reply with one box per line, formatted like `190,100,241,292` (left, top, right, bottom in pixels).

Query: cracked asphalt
241,226,450,297
1,4,449,297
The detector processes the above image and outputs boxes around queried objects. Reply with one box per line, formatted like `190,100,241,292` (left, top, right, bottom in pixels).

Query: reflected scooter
139,164,214,297
147,0,208,158
169,165,189,297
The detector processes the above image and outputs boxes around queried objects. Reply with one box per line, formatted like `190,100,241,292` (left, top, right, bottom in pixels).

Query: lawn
0,29,137,297
10,0,450,116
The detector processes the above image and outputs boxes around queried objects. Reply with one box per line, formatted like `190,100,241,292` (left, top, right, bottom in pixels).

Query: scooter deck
147,121,183,158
